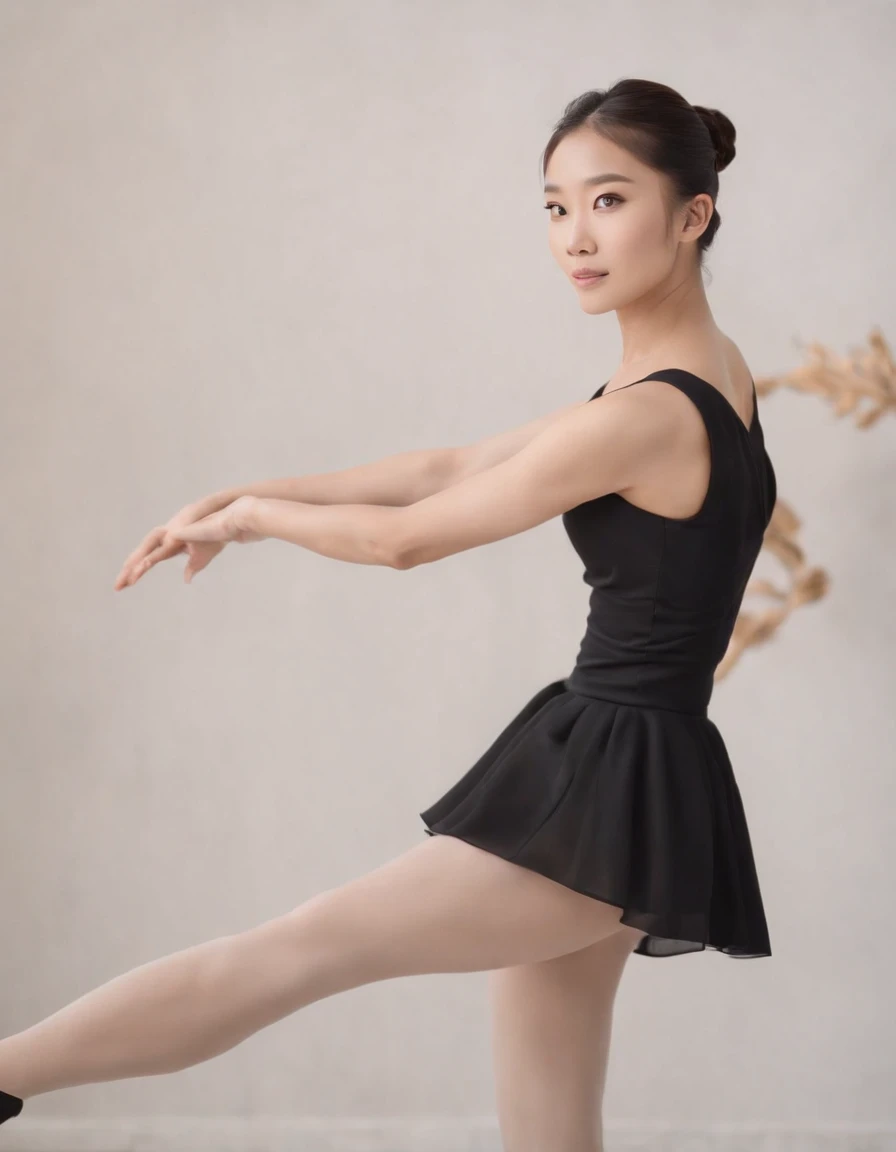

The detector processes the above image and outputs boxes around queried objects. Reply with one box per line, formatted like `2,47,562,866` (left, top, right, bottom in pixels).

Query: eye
543,193,624,218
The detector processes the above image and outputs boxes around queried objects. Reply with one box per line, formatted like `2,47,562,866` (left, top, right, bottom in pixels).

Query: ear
681,192,714,243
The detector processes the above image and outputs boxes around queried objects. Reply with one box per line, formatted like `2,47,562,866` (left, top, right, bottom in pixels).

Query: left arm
248,498,404,567
246,382,678,568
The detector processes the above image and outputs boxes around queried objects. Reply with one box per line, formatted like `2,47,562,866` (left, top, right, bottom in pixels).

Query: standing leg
0,833,630,1104
488,926,647,1152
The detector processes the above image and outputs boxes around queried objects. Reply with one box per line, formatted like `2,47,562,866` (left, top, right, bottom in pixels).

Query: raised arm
238,384,676,568
389,381,680,567
209,447,457,509
210,398,587,510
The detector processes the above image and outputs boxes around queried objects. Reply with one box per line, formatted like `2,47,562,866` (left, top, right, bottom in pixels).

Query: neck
616,265,720,368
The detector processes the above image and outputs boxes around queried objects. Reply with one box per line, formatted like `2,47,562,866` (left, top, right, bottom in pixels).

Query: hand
114,495,252,591
168,496,266,546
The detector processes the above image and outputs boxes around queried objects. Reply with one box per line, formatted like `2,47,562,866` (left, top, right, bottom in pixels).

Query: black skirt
419,678,771,958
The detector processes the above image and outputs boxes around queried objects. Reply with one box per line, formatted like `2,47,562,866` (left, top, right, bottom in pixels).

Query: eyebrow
543,172,636,194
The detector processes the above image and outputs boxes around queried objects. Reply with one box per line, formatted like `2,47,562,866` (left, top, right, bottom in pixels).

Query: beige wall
2,0,894,1148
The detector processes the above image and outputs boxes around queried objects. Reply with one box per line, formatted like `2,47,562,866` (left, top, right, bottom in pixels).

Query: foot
0,1087,24,1123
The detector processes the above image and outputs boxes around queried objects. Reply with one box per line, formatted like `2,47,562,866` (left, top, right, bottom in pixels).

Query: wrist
204,488,242,510
235,495,266,538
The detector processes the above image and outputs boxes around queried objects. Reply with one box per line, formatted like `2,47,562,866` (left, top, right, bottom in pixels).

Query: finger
115,558,151,589
119,527,166,573
169,524,205,540
131,556,155,582
183,550,209,584
119,547,164,587
185,545,212,572
117,536,183,589
116,531,168,588
115,559,152,590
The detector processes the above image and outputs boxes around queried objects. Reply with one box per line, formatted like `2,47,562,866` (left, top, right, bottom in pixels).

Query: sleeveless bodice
421,367,777,957
562,368,777,716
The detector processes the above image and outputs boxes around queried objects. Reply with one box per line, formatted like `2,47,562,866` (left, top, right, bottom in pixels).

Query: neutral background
2,1,894,1149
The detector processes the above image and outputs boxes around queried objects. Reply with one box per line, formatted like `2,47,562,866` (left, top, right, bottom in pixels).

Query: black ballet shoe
0,1088,24,1124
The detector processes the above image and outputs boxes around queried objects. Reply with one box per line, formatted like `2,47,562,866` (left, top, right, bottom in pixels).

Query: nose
565,223,597,256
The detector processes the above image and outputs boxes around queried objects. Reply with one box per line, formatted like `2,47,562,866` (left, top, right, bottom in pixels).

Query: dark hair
540,78,736,267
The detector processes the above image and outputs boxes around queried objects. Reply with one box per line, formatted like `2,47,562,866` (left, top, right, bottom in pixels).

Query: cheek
547,230,565,261
615,211,663,255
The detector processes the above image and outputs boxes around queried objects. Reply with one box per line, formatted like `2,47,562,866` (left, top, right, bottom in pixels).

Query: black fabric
420,368,776,958
0,1088,24,1123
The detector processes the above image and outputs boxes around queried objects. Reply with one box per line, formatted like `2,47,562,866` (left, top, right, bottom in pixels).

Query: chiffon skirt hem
418,678,772,960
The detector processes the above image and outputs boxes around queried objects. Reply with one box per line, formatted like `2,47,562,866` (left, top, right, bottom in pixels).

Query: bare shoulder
718,332,755,386
589,374,704,460
444,336,754,492
602,333,755,425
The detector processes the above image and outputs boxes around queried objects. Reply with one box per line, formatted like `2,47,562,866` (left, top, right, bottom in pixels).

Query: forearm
248,498,403,567
210,447,457,510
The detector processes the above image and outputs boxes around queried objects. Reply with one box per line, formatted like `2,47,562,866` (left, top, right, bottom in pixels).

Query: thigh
488,927,647,1152
294,832,631,985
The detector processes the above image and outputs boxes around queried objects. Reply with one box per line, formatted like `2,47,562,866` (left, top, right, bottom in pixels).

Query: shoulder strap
586,368,765,521
588,379,646,402
596,369,736,436
638,367,720,417
641,369,759,438
591,369,729,521
590,368,753,441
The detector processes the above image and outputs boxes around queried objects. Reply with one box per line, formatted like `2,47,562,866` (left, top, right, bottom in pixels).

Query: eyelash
543,193,624,217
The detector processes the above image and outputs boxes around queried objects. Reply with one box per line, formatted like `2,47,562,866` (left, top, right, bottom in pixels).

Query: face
543,126,712,315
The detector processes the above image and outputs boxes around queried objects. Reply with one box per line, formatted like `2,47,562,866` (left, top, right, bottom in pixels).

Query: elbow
375,508,415,568
388,544,418,569
380,531,417,569
391,539,448,568
381,512,423,569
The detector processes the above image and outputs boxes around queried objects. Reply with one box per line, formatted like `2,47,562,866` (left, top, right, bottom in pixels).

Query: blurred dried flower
717,327,893,678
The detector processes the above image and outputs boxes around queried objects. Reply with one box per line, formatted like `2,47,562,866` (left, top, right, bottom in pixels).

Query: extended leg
0,833,630,1102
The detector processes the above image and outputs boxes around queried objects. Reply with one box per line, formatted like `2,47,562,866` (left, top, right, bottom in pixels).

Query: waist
564,662,713,717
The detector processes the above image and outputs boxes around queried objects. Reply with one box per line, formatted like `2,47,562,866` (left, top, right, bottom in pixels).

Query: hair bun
692,104,736,172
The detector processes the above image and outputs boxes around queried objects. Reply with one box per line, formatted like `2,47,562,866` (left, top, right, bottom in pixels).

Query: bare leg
488,927,647,1152
0,834,631,1101
0,914,330,1098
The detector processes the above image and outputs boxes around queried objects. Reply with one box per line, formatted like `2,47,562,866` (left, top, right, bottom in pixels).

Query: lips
572,269,608,278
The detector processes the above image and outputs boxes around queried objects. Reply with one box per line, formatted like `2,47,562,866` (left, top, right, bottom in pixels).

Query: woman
0,78,775,1151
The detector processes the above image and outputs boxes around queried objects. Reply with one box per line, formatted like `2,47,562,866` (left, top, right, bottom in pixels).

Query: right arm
208,398,588,510
114,397,588,589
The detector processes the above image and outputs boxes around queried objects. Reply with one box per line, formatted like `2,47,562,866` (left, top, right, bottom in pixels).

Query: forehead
543,128,652,192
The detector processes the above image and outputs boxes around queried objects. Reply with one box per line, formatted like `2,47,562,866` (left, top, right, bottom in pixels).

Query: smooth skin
3,127,756,1152
0,838,644,1106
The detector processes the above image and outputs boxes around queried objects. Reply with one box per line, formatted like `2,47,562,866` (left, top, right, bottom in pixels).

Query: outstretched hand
169,496,266,546
114,496,264,592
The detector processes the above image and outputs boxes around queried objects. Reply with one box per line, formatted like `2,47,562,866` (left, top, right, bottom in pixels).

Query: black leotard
420,369,776,958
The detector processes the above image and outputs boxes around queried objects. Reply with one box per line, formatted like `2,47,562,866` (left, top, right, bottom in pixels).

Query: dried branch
717,327,895,678
716,498,830,679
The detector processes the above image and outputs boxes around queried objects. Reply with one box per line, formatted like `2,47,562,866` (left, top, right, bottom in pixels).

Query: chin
577,296,614,315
